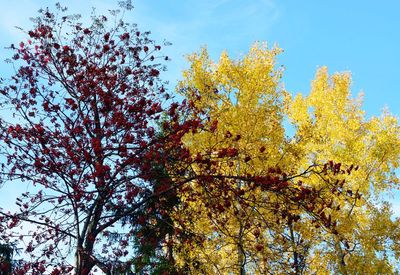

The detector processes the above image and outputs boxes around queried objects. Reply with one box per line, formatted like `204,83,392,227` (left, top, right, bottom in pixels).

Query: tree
172,44,400,274
1,2,396,274
0,243,14,275
286,67,400,274
0,2,199,274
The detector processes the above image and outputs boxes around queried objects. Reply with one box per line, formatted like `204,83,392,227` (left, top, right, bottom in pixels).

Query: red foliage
0,3,198,274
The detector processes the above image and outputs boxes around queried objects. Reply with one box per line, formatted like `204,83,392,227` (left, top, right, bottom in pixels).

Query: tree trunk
237,224,246,275
75,253,96,275
334,238,348,275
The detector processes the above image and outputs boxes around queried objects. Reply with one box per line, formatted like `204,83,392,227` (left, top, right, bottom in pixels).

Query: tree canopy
0,2,399,275
0,2,198,274
170,44,400,274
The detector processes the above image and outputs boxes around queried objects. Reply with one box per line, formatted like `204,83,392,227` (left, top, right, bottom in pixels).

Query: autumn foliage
171,45,400,274
0,3,197,274
0,2,399,275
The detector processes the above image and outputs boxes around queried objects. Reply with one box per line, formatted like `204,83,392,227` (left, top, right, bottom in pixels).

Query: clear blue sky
0,1,399,209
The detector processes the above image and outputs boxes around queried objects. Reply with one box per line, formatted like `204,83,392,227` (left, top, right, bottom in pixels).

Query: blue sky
133,0,399,117
0,1,399,209
0,1,399,114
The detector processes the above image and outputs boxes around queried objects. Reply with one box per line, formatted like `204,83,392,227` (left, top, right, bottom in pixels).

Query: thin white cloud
0,0,280,84
128,0,280,86
0,0,40,41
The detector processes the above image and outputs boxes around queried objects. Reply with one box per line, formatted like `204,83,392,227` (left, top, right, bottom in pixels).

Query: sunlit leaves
173,45,400,274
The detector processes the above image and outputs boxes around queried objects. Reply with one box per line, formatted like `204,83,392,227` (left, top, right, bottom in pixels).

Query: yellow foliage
172,43,400,274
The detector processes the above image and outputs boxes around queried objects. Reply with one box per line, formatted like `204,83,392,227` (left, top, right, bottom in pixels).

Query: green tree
0,243,16,275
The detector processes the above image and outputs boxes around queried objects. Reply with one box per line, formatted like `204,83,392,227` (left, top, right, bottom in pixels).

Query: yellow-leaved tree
170,43,400,274
286,67,400,274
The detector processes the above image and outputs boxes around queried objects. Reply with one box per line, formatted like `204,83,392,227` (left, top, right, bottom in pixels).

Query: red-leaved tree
0,2,200,274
